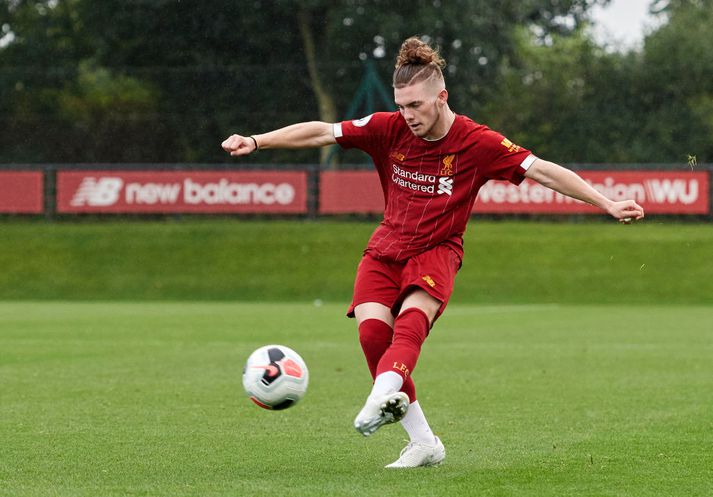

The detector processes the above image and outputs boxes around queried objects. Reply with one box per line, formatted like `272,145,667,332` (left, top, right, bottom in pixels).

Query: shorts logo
422,275,436,288
352,114,373,127
440,154,455,176
437,177,453,196
501,138,522,153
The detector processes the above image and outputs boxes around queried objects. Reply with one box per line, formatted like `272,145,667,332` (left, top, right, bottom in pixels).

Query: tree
1,0,617,164
631,0,713,162
273,0,612,164
470,0,713,164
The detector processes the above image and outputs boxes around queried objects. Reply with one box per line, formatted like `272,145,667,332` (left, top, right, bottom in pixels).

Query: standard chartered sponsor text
392,164,436,193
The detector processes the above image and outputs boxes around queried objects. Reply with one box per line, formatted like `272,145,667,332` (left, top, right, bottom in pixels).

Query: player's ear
437,89,448,106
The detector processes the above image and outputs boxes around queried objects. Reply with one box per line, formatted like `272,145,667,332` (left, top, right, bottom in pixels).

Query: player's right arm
525,158,645,222
221,121,336,156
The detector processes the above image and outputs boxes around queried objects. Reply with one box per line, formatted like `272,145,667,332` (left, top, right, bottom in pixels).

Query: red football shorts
347,244,462,321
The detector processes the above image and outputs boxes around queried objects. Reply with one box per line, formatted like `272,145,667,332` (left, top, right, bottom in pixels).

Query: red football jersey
334,112,536,262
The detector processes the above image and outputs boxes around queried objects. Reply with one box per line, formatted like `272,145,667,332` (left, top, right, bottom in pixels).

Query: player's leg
379,289,440,385
354,302,417,399
361,246,458,431
354,302,394,379
357,246,459,466
349,255,399,384
378,290,446,467
379,245,461,391
350,256,415,436
354,288,441,437
365,289,438,405
352,301,416,437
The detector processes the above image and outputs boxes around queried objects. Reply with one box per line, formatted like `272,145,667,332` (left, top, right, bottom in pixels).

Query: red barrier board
57,171,307,214
320,171,384,214
475,171,709,214
320,170,709,215
0,171,44,213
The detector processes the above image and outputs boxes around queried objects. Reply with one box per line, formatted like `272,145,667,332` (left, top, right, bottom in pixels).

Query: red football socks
358,318,392,379
374,307,430,397
358,317,418,401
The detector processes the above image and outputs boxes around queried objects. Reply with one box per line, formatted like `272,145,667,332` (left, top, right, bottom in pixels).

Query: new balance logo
70,177,123,206
437,177,453,196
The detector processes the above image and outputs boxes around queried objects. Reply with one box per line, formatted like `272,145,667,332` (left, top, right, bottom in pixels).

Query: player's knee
392,308,430,348
400,290,440,324
354,302,393,327
358,318,393,348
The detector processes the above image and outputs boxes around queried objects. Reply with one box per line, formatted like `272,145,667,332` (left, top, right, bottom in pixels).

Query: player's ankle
368,371,404,400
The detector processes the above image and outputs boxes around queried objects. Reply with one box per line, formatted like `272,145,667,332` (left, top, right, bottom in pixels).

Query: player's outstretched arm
221,121,336,156
525,158,645,222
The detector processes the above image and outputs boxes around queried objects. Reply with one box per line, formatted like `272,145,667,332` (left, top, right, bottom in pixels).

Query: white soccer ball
242,344,309,410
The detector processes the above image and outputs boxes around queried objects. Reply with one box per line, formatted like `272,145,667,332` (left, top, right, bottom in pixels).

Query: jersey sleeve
332,112,394,157
478,129,537,185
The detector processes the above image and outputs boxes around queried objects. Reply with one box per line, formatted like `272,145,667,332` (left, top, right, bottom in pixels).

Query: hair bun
396,37,445,68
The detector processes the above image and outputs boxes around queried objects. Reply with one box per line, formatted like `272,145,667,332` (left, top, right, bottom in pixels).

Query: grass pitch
2,220,713,303
1,302,711,497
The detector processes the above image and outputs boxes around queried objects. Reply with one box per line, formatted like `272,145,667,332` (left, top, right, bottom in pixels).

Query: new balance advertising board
56,171,308,214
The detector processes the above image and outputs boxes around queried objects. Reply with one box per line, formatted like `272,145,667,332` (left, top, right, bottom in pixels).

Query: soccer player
222,37,645,468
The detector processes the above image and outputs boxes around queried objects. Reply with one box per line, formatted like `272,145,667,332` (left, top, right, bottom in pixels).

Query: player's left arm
525,158,645,222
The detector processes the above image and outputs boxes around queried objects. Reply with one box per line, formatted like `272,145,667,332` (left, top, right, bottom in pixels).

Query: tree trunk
298,8,338,167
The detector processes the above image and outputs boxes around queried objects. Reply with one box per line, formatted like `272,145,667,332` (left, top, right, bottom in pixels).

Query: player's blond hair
393,37,446,89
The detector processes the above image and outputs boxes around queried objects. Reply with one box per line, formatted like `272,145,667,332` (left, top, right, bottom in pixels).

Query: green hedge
2,219,711,304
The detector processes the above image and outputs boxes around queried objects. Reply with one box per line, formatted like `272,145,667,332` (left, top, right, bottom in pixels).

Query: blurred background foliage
0,0,711,165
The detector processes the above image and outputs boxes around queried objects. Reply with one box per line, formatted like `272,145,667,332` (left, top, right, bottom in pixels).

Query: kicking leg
354,291,438,437
353,302,411,436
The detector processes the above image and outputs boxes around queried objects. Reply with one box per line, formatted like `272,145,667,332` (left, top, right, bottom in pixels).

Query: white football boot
385,436,446,468
354,392,409,436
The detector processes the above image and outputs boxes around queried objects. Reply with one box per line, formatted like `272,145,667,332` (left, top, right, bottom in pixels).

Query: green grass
1,302,711,497
1,219,712,303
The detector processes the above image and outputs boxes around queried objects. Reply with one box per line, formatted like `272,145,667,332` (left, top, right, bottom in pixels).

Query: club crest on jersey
352,114,373,127
501,138,521,153
440,154,455,176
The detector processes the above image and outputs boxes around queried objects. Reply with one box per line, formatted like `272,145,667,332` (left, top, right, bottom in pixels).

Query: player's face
395,80,447,139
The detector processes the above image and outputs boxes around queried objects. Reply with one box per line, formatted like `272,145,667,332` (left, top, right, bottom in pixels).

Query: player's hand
221,134,257,156
608,200,645,224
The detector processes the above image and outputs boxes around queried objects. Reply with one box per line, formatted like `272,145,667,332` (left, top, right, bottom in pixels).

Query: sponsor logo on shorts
422,275,436,288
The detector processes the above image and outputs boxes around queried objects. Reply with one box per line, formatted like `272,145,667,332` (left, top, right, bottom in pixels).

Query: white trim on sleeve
333,122,343,139
520,154,537,171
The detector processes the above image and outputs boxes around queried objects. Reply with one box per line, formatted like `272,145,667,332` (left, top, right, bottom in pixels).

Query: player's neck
423,107,456,142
